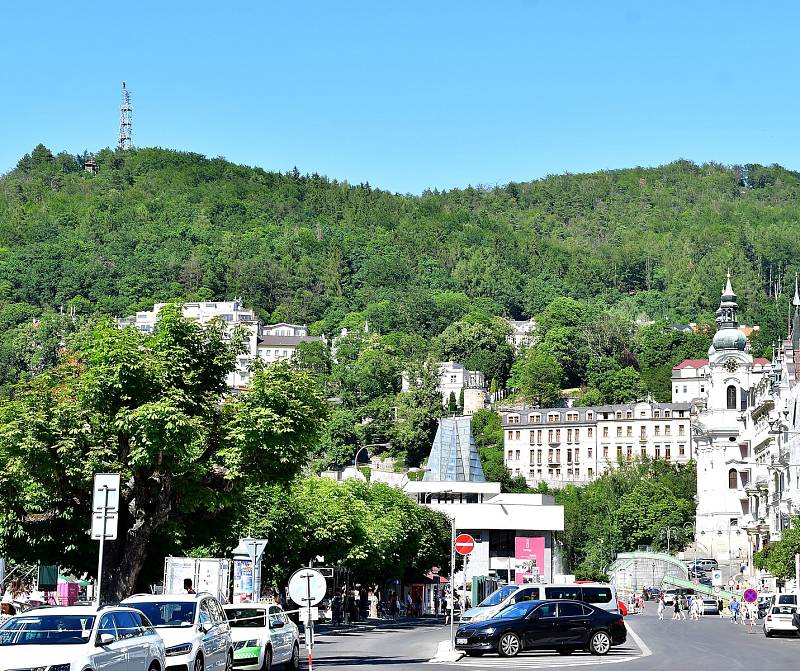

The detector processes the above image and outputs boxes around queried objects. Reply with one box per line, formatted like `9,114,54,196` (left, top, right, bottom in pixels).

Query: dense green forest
2,145,799,469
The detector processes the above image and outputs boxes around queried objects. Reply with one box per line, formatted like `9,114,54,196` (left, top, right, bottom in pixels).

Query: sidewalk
316,615,446,636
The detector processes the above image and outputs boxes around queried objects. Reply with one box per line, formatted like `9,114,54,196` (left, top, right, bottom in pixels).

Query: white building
117,300,259,389
257,323,322,364
672,357,771,404
502,401,693,489
402,361,489,415
507,319,536,350
118,303,322,390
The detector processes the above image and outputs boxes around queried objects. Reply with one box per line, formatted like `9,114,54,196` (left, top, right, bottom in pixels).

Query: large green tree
0,307,328,601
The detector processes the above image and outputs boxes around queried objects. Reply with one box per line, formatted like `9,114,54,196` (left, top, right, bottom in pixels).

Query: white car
222,604,299,671
121,593,233,671
662,590,678,606
763,604,799,637
0,605,165,671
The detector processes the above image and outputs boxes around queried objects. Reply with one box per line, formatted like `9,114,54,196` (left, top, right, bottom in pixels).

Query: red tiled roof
673,359,708,370
754,357,770,366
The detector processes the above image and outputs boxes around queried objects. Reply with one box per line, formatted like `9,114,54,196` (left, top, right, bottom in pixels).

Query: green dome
712,328,747,351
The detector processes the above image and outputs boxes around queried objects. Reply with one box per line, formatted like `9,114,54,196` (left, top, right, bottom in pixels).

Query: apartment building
502,401,692,489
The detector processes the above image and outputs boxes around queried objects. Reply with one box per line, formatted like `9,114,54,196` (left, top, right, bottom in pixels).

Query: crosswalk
434,646,642,668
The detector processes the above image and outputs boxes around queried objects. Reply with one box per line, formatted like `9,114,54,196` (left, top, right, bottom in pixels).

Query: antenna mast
118,81,133,150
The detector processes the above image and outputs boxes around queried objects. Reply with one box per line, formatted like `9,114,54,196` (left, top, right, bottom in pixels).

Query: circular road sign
288,568,327,607
713,586,721,594
743,588,758,604
455,533,476,556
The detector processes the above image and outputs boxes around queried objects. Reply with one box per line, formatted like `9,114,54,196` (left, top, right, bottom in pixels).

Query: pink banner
515,537,545,584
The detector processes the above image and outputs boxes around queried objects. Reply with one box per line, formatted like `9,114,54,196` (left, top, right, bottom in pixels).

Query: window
530,449,536,463
679,425,685,436
727,385,737,410
112,611,141,640
603,446,609,458
567,448,573,463
587,447,592,458
665,425,671,436
575,448,580,463
199,601,211,628
556,449,561,463
640,426,646,439
581,587,613,604
655,445,661,459
98,613,117,641
626,446,632,459
700,385,705,393
557,602,586,617
627,426,633,437
548,429,554,443
588,428,593,438
535,602,558,618
556,429,561,442
729,469,738,489
615,412,622,420
683,386,687,393
575,429,580,442
529,431,536,445
450,375,457,383
679,444,685,456
640,447,646,457
532,414,541,423
675,387,679,394
507,450,512,460
679,410,685,418
616,426,622,437
603,427,609,438
508,431,513,440
567,428,573,443
664,410,671,418
548,449,554,463
641,411,646,418
545,586,581,600
537,449,542,465
515,431,521,440
588,467,594,477
537,429,542,443
587,412,593,420
617,446,622,459
665,446,671,461
626,411,633,419
654,410,660,418
654,426,660,436
515,450,520,460
514,588,540,602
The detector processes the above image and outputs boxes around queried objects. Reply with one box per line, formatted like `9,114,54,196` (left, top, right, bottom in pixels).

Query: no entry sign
455,533,476,555
743,588,758,603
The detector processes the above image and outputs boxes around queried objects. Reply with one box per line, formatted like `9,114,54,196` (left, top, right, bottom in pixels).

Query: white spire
793,272,800,307
722,268,736,298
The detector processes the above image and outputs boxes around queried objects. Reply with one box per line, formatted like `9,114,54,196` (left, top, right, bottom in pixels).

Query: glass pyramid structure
423,416,486,482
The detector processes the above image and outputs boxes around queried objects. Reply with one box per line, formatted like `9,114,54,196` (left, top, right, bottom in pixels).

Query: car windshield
0,615,95,646
772,605,796,615
225,608,266,628
478,586,518,607
494,601,540,619
126,601,196,627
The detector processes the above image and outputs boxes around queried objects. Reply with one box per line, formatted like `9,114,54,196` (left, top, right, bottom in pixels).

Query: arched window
726,385,737,410
729,469,738,489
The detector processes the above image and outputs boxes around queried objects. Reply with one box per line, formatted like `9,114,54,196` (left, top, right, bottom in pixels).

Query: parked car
687,559,718,573
461,582,619,623
0,604,166,671
662,589,678,606
643,587,661,601
698,578,712,588
763,604,799,637
455,599,627,657
758,594,775,619
701,598,719,615
688,568,706,579
222,603,300,671
122,592,233,671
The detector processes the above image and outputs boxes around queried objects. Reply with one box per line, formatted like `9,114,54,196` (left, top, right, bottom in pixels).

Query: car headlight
49,665,71,671
480,627,496,635
166,643,194,656
244,639,259,648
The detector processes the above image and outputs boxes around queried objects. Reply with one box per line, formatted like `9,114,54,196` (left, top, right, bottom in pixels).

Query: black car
455,599,627,658
643,587,661,601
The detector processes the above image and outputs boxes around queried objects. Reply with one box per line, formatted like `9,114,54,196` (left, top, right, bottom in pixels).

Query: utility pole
118,81,133,150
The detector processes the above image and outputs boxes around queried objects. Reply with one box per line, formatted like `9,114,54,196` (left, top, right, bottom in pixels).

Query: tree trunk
102,472,173,603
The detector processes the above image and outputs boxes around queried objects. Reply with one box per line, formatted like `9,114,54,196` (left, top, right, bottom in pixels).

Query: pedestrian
729,597,739,623
745,602,755,632
657,595,665,621
672,595,681,620
332,589,343,625
405,591,413,618
360,587,369,621
434,592,440,616
183,578,195,594
680,594,688,620
638,594,645,615
389,592,399,621
717,597,724,618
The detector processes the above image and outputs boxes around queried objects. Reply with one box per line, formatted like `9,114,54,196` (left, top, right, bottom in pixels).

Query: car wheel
225,651,233,671
589,630,611,656
194,655,204,671
558,648,575,655
261,645,272,671
764,627,772,637
498,632,521,657
288,642,300,671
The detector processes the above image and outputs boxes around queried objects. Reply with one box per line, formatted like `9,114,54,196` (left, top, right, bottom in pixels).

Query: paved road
308,611,800,670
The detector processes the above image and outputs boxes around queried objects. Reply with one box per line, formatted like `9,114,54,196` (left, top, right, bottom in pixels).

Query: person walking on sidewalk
729,597,739,623
657,595,665,621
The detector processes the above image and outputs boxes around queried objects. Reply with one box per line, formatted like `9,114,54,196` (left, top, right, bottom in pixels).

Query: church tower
694,272,754,566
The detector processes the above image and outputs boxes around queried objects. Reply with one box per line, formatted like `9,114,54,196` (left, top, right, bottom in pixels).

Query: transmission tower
118,81,133,150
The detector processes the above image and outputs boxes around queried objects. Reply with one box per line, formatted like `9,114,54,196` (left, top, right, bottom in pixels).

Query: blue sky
1,1,798,193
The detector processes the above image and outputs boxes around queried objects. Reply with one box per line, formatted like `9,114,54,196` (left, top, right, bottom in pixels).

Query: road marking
429,622,650,668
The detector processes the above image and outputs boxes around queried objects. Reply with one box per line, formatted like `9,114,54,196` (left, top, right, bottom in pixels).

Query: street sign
288,568,327,607
713,586,721,594
300,606,320,623
455,533,476,556
91,474,120,540
727,579,735,588
711,570,723,587
743,588,758,603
